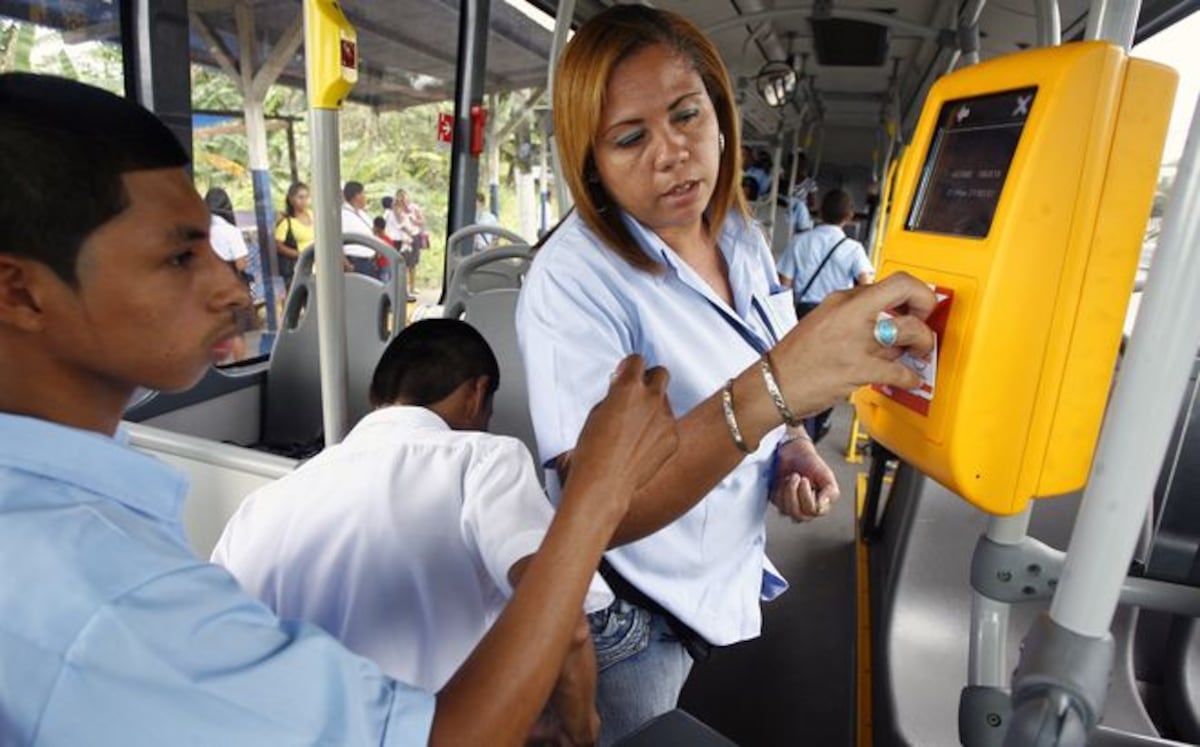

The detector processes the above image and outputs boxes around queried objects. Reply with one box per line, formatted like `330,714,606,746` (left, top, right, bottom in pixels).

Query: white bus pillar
236,4,303,335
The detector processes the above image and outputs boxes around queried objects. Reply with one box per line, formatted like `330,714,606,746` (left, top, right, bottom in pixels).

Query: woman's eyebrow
602,91,704,136
667,91,703,110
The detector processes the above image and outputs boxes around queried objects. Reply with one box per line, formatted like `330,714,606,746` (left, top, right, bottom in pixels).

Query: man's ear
0,255,57,332
464,375,492,420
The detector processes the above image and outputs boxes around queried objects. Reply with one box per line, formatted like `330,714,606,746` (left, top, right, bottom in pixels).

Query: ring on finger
874,316,899,348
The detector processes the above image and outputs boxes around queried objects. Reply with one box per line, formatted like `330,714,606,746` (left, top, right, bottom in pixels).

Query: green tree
1,19,35,72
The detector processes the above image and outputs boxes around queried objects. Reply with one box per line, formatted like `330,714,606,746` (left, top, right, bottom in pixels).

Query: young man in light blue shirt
0,72,677,747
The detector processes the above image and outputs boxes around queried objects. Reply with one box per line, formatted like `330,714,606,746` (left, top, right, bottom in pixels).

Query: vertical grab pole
766,131,785,247
1051,97,1200,636
1085,0,1138,48
969,508,1032,687
445,0,492,280
304,0,357,446
1034,0,1062,47
811,123,825,179
546,0,577,215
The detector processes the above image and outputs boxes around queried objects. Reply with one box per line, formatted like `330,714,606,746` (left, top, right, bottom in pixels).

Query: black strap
795,237,849,301
698,295,782,356
598,559,713,661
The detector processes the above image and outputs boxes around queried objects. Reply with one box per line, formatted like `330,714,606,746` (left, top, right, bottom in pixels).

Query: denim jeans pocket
587,599,653,672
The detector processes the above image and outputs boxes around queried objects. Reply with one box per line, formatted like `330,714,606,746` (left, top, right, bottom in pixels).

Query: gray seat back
444,224,531,295
443,243,533,316
450,288,538,469
1147,355,1200,584
261,245,402,447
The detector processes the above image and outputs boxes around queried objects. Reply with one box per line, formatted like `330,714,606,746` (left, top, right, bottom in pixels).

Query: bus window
189,3,465,354
319,97,457,308
0,2,124,94
476,0,562,254
1129,9,1200,324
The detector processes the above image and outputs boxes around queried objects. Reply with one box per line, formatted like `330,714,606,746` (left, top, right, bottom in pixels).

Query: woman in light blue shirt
516,6,937,744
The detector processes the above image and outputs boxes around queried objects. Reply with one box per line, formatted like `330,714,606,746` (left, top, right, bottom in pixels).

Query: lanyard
702,294,782,356
652,229,785,355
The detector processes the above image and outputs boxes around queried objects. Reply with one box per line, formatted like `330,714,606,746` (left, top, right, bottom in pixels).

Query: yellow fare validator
855,41,1177,515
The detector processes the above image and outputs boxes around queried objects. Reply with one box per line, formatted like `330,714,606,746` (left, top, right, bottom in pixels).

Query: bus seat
125,422,298,558
261,249,399,452
1145,354,1200,586
616,709,736,746
1137,354,1200,742
442,244,533,316
446,287,540,472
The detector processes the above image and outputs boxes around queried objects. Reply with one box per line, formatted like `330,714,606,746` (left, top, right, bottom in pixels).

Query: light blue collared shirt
778,223,872,304
516,210,795,647
0,414,434,746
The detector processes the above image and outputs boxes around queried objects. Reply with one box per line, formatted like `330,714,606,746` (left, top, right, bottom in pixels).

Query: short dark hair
372,216,386,232
820,189,855,224
0,73,188,284
741,175,760,201
369,319,500,408
204,187,235,225
343,181,364,202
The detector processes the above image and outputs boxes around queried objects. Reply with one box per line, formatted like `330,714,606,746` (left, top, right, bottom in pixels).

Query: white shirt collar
350,405,452,436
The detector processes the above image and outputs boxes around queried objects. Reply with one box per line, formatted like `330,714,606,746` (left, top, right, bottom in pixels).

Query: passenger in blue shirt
520,6,939,744
0,72,678,747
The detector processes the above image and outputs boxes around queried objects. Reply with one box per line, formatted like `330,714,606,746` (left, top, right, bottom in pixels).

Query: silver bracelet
759,356,802,428
721,379,751,454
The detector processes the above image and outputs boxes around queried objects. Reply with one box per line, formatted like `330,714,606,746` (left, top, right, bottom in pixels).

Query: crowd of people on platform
281,179,431,301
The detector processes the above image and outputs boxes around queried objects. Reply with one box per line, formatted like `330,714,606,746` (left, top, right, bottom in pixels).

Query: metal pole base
1006,613,1114,747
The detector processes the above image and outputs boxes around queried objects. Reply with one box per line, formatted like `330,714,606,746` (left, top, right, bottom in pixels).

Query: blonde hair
553,5,748,273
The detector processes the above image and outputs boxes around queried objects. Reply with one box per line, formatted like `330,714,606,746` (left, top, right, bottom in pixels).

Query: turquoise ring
874,317,899,348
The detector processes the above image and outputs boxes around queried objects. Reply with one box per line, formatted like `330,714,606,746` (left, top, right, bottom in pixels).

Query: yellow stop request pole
305,0,357,445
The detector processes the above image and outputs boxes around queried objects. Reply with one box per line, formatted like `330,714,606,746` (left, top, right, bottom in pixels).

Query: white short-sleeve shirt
385,209,414,247
777,224,872,303
474,210,499,251
516,209,794,647
209,215,249,263
212,406,612,691
340,203,378,257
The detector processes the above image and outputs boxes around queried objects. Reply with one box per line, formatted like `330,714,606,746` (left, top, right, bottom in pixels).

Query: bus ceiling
5,0,1194,165
192,0,1194,164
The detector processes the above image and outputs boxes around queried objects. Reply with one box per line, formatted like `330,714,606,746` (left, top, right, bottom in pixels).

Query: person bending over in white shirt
214,318,612,745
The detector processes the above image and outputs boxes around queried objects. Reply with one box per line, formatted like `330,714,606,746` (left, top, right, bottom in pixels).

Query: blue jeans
589,600,693,747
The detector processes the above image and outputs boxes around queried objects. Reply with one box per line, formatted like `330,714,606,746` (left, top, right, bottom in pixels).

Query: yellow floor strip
845,413,867,464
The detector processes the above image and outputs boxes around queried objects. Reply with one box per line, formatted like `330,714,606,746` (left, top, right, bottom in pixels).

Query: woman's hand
770,435,839,522
771,272,937,417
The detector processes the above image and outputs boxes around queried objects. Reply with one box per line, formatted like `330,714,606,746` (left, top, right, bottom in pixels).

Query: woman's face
291,188,310,213
592,44,721,240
